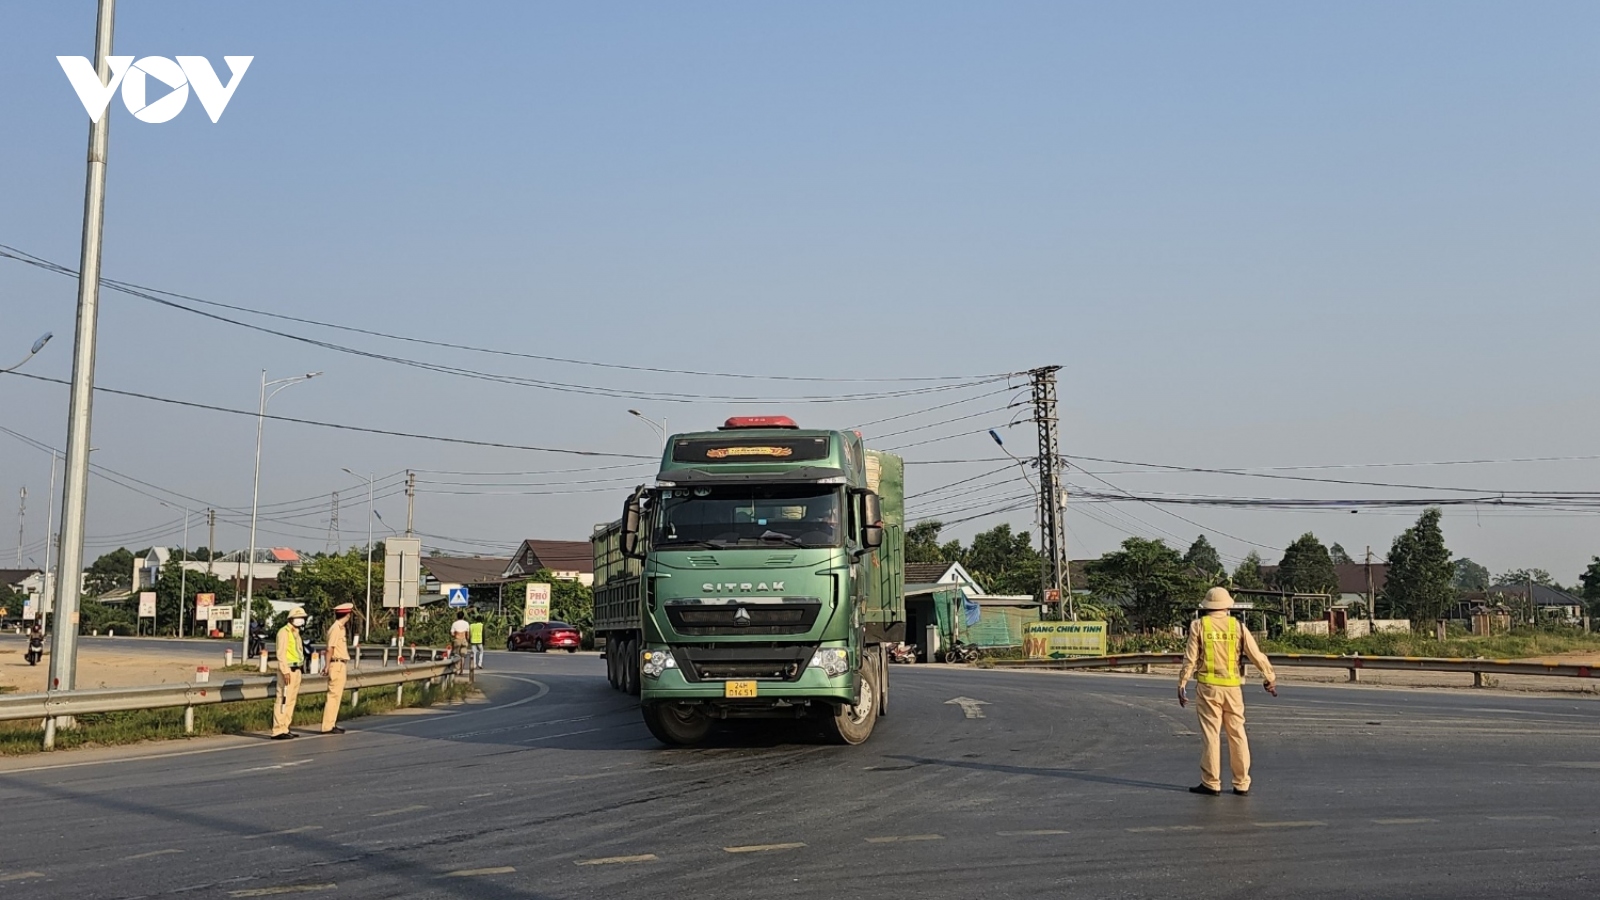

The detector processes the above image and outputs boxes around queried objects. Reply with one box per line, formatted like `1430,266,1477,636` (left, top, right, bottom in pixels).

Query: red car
507,621,582,653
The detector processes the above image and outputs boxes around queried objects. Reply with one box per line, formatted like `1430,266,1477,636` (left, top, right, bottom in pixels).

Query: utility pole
43,452,57,619
1365,546,1375,621
51,0,118,699
326,490,340,555
1029,366,1071,620
206,508,216,577
15,486,25,566
405,470,415,536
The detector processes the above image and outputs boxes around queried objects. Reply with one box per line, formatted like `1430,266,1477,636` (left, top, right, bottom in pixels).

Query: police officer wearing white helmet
272,606,310,740
1177,587,1278,796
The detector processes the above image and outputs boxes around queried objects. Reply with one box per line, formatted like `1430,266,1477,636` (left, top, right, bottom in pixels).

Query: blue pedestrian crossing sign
447,586,469,607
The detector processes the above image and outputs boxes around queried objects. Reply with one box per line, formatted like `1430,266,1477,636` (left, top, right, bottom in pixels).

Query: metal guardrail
0,659,456,750
992,652,1600,687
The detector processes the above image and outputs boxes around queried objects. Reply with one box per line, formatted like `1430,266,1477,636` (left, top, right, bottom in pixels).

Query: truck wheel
876,647,889,717
605,644,619,688
823,660,878,745
622,638,640,697
641,703,713,746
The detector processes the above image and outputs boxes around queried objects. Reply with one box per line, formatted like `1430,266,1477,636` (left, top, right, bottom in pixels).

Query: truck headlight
642,648,677,679
809,648,849,678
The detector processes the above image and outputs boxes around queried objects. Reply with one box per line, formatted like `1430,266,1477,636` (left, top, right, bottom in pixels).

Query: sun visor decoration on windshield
671,436,831,464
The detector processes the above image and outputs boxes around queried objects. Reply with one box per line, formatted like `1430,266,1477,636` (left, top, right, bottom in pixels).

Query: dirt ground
0,646,219,693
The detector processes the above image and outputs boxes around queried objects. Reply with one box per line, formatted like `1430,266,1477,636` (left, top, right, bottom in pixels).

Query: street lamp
627,409,667,453
1,333,53,374
243,371,321,663
342,467,374,639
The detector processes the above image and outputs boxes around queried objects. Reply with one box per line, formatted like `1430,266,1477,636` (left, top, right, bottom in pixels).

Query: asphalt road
2,652,1599,898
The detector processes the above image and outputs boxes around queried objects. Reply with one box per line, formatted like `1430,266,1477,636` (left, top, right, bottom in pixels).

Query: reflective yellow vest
470,622,484,644
277,625,304,666
1197,616,1241,687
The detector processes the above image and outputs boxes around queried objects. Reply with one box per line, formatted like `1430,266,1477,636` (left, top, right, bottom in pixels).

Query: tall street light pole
1,333,54,375
243,371,321,663
627,409,667,453
342,467,374,639
50,0,117,697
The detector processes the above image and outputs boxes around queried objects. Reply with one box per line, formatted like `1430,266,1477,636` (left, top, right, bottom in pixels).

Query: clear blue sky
2,2,1597,581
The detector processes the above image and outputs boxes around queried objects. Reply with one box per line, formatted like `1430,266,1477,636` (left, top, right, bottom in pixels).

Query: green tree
1496,567,1555,588
1085,538,1205,632
1276,533,1338,596
1231,551,1267,591
84,548,137,596
961,523,1042,596
267,549,381,627
906,520,961,565
1183,535,1224,579
1452,558,1491,592
1384,508,1455,623
1580,557,1600,617
149,563,238,636
1329,543,1353,565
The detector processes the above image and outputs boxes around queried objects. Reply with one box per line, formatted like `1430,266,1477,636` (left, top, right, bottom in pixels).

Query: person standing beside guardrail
319,603,354,735
470,615,485,671
1177,587,1278,796
273,606,310,740
450,612,471,670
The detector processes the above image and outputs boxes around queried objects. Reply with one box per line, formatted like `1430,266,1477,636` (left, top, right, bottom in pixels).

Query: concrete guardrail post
43,716,55,751
382,647,390,668
184,705,195,734
1473,671,1487,688
1348,667,1360,683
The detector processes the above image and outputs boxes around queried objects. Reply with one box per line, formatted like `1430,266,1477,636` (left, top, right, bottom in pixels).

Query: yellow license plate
724,680,758,698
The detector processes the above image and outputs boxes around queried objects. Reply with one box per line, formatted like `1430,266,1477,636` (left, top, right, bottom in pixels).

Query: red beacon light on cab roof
721,415,799,430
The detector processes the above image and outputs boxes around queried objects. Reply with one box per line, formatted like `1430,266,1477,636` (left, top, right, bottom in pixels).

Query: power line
0,242,1008,386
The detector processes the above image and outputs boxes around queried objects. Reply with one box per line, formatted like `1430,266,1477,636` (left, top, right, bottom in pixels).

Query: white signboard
208,604,234,623
138,591,157,618
524,583,551,625
22,599,37,621
383,537,421,608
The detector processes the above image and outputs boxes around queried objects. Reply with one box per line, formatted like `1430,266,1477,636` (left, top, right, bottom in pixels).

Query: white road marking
243,759,313,773
725,843,806,853
227,885,336,897
368,804,428,818
445,867,515,877
865,834,944,843
1253,821,1326,828
248,826,322,838
997,830,1070,836
1374,818,1436,825
1127,825,1204,833
0,872,46,882
944,697,989,719
122,849,183,860
575,854,658,866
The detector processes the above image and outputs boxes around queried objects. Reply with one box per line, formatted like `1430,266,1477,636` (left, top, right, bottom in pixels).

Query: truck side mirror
861,491,883,550
620,487,645,559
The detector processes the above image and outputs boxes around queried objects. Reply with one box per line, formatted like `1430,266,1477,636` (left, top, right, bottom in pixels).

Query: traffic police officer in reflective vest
320,603,355,734
1177,587,1277,795
273,606,309,739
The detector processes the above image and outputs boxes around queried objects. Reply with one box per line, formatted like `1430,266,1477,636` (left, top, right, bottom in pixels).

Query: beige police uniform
1177,588,1276,792
272,609,307,737
321,606,353,733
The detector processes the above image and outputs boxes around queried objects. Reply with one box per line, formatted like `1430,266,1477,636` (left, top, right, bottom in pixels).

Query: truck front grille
675,645,815,683
664,599,822,636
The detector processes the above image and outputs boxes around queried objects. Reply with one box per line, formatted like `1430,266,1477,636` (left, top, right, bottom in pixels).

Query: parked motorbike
887,642,918,664
942,641,979,664
25,633,43,666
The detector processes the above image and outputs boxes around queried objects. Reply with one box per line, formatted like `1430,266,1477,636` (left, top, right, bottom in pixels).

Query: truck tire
605,643,619,689
623,638,641,697
641,702,713,746
823,660,878,745
876,646,889,717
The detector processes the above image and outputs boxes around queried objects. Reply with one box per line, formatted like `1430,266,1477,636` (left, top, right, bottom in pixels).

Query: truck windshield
654,485,843,549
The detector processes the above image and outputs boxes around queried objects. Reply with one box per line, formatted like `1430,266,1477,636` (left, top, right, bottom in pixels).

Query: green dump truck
592,415,905,746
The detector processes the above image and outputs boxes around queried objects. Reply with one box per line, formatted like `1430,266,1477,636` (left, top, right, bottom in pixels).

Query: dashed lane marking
865,834,944,843
368,804,428,818
576,855,658,866
227,885,336,897
247,826,322,838
244,759,313,773
122,849,183,860
1127,826,1203,833
0,873,46,882
725,843,807,853
445,867,516,877
1374,818,1437,826
997,830,1070,836
1253,821,1326,829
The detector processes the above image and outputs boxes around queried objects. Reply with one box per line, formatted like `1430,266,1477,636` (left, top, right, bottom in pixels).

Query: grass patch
0,678,477,755
1260,628,1600,660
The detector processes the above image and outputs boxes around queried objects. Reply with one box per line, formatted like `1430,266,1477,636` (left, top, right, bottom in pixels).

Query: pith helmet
1200,587,1235,611
288,606,309,619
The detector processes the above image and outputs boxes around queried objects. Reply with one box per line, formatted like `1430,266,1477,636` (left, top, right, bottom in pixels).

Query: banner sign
208,604,234,623
139,592,157,618
1024,621,1108,659
523,583,551,625
195,592,215,621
